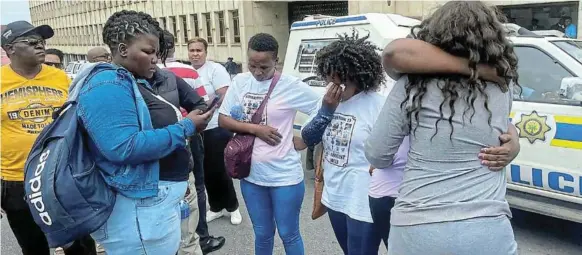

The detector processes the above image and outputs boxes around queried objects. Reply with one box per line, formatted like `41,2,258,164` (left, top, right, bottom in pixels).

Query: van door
509,44,582,206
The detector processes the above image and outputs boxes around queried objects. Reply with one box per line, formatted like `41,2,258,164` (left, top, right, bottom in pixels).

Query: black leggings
1,180,97,255
202,127,239,212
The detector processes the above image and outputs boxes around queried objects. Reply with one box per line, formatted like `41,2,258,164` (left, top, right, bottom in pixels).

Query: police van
284,13,582,223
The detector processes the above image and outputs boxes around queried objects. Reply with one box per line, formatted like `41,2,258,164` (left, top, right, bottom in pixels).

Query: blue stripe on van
290,15,368,29
554,123,582,142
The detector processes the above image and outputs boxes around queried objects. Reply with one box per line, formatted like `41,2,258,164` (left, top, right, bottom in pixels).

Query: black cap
1,21,54,47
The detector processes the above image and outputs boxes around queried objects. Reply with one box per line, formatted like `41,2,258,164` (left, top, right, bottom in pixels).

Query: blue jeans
327,209,378,255
240,180,305,255
369,196,396,249
91,181,187,255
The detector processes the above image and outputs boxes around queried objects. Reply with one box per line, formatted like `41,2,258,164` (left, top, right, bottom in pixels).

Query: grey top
365,75,513,226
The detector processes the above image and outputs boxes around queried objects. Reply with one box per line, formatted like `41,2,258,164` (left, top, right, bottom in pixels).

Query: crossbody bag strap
250,72,281,124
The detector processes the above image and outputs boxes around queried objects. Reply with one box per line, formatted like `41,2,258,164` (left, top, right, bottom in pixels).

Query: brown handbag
312,145,327,220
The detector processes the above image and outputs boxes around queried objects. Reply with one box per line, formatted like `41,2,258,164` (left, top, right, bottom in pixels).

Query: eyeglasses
45,62,63,68
12,38,46,47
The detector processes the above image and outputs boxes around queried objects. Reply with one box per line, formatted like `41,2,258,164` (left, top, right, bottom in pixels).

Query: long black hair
315,30,384,92
102,10,169,64
405,1,519,140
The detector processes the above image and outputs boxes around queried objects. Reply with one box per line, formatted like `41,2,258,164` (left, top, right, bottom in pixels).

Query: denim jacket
75,63,196,198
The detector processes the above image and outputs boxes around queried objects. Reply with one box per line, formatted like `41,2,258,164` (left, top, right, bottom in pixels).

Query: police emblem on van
516,111,551,144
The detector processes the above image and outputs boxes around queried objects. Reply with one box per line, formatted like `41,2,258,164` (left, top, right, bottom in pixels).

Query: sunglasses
45,62,63,68
12,38,46,47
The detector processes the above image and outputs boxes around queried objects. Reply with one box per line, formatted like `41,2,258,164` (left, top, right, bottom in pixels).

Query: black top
137,84,190,181
139,71,207,181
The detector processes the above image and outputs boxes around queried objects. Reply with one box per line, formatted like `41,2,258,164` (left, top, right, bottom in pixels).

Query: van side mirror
560,77,582,102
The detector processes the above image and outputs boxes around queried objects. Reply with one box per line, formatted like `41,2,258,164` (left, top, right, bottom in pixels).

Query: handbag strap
250,72,281,124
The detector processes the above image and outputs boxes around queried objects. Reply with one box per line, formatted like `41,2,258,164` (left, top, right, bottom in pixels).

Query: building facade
29,0,581,70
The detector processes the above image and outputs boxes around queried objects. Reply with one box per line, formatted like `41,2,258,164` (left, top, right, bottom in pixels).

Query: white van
284,13,582,223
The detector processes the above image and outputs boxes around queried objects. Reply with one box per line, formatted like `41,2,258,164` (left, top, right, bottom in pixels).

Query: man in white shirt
187,37,243,226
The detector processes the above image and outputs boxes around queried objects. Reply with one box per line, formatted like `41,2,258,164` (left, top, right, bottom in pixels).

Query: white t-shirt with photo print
303,91,386,223
196,60,232,130
219,72,320,187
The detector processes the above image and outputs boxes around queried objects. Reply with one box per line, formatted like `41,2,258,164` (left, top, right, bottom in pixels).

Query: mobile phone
204,95,221,113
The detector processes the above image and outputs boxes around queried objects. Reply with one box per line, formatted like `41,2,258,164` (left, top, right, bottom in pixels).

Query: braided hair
102,10,169,63
404,1,519,140
315,30,384,92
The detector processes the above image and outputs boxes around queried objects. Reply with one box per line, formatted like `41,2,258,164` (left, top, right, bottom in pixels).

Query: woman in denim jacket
76,11,212,254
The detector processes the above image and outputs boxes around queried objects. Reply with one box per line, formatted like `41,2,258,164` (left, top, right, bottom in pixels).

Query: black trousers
202,127,239,213
190,134,210,241
368,195,397,248
1,180,97,255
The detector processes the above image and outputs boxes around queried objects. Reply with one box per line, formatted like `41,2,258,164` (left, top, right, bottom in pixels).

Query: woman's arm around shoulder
383,38,503,84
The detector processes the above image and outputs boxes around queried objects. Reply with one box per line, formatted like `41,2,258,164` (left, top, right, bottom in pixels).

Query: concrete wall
239,1,290,69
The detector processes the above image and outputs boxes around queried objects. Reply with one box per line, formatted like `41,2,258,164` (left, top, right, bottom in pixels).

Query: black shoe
200,236,225,254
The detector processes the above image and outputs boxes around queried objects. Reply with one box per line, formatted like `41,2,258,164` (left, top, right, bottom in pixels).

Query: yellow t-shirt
1,64,70,181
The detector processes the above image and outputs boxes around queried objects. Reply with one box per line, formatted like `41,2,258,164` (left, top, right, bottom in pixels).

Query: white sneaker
206,210,224,222
230,209,242,225
54,247,65,255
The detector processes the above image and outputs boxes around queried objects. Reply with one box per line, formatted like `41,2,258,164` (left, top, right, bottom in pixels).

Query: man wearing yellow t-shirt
1,21,96,255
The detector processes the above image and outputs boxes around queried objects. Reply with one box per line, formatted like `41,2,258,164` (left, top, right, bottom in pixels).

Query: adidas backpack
23,64,116,247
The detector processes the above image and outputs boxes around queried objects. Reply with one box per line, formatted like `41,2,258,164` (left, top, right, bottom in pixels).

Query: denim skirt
91,181,187,255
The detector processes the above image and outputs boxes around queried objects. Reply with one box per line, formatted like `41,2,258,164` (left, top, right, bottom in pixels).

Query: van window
552,40,582,64
514,46,580,105
294,39,337,74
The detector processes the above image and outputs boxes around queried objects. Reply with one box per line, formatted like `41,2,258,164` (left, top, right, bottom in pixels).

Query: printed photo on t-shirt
323,113,356,167
240,92,267,124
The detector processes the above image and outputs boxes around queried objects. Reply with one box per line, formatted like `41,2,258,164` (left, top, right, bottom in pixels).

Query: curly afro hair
315,30,384,92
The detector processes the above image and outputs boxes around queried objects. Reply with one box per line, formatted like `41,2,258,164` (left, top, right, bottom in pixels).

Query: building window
191,14,199,37
216,11,226,44
76,27,81,46
180,15,188,43
159,17,167,30
170,16,177,43
203,13,213,44
98,24,104,45
230,10,240,44
93,25,99,45
85,26,90,46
